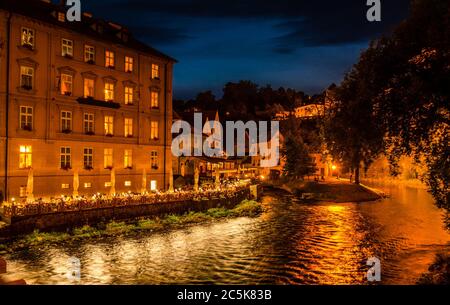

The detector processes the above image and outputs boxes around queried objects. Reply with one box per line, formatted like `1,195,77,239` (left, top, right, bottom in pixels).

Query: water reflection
4,184,450,285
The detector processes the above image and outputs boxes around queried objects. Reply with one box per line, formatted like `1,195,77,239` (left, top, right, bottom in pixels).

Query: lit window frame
151,91,159,109
124,86,133,105
21,27,35,49
125,56,133,72
150,121,159,140
104,148,113,169
19,106,33,131
84,45,95,63
151,64,160,79
60,73,73,96
84,113,95,134
124,149,133,169
150,151,158,169
104,82,115,101
124,118,133,137
104,115,114,136
61,110,72,132
62,38,73,57
19,145,32,169
60,146,72,169
20,66,34,89
105,50,115,68
83,147,94,169
83,78,95,98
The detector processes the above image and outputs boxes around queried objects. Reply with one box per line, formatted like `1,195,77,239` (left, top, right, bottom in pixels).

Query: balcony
77,97,120,109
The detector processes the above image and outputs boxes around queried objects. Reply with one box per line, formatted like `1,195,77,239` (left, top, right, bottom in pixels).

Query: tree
326,0,449,207
324,62,385,184
195,91,217,110
281,116,317,179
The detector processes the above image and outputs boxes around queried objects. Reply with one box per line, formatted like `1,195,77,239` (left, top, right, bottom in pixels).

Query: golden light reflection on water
3,184,450,285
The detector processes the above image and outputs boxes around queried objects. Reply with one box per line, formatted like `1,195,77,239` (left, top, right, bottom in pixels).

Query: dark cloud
88,0,410,49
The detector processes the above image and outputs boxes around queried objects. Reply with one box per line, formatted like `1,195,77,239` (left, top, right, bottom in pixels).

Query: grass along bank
0,200,263,252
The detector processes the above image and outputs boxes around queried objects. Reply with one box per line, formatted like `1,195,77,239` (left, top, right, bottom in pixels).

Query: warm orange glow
332,165,337,171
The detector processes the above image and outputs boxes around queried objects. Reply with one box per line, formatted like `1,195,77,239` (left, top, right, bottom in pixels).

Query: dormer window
21,28,35,49
58,12,65,22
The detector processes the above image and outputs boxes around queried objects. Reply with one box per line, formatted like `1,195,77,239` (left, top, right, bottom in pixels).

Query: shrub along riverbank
0,200,263,252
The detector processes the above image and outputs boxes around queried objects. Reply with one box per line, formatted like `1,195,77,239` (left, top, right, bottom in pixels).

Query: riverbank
418,253,450,285
0,199,263,253
266,179,382,203
0,184,260,236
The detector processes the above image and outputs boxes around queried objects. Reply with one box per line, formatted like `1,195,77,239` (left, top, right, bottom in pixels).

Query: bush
232,200,264,217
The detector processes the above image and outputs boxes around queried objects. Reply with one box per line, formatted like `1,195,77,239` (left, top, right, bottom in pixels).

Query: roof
0,0,177,63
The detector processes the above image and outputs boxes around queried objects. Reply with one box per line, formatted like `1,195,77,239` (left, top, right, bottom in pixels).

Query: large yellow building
0,0,175,201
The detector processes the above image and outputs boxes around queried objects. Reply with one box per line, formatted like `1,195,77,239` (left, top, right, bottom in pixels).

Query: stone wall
1,188,256,236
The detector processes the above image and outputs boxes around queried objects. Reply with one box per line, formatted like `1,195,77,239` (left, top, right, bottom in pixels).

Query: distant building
0,0,176,200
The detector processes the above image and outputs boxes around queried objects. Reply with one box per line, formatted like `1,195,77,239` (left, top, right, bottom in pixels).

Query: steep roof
0,0,177,62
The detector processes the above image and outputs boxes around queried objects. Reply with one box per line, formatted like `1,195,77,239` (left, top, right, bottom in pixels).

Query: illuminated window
61,111,72,132
21,27,34,48
84,148,93,169
105,182,112,187
124,86,133,104
124,149,133,168
125,56,133,72
150,121,159,140
105,50,115,68
62,38,73,57
151,91,159,109
61,184,70,189
104,148,113,168
104,82,114,101
151,151,158,169
20,106,33,130
84,45,95,63
124,118,133,137
84,78,94,98
60,74,73,95
60,147,71,169
151,64,159,79
84,182,92,188
19,186,27,198
20,66,34,89
150,180,157,191
104,115,114,135
124,181,132,187
19,145,32,169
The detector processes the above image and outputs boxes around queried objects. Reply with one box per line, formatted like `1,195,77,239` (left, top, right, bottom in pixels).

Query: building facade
0,0,175,201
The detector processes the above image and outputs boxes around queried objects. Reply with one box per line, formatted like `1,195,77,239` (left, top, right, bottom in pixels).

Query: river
3,183,450,284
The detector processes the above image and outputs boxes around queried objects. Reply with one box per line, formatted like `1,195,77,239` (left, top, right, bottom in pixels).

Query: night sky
82,0,411,99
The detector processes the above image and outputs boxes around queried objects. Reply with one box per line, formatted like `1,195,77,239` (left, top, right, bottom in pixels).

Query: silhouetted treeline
174,81,327,121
